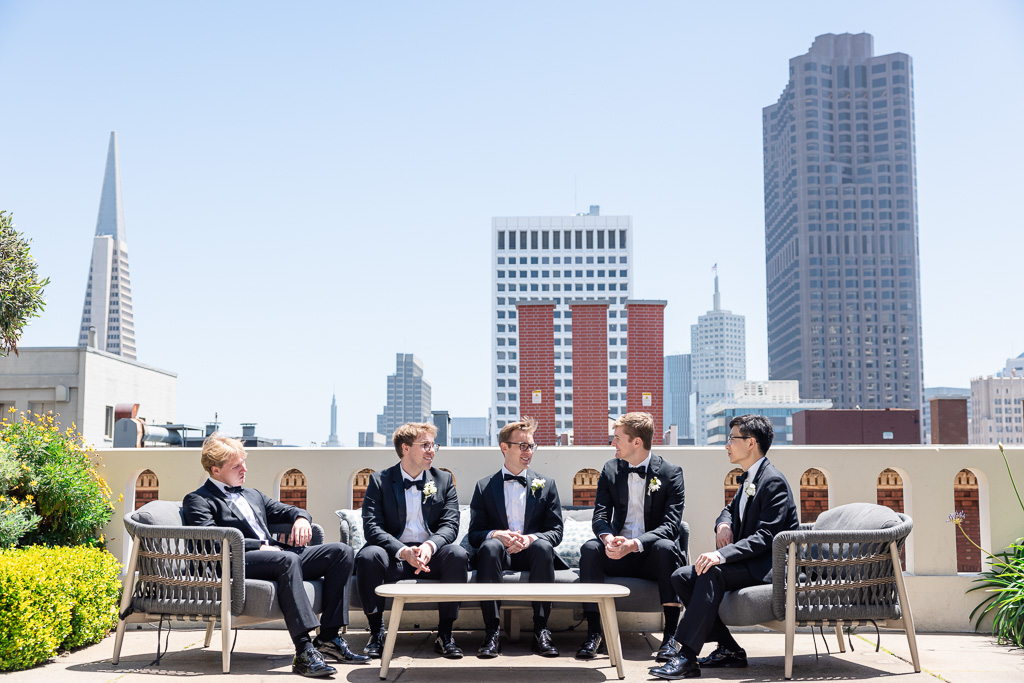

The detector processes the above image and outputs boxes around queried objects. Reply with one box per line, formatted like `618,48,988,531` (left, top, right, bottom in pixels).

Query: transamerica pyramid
77,132,137,359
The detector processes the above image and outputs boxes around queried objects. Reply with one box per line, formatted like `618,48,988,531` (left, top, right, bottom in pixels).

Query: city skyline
1,2,1022,446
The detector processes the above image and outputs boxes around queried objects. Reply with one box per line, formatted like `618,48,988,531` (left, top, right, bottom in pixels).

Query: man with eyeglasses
355,422,470,660
467,417,566,659
650,414,799,680
576,411,686,663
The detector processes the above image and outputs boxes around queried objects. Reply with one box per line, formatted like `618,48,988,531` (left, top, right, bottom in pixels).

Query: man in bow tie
183,434,368,678
575,412,686,663
650,414,799,680
355,422,469,660
467,417,566,658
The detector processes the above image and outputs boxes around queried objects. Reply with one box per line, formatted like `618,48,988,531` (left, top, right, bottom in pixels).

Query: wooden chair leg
891,541,921,672
835,621,846,652
221,543,232,673
112,540,140,664
784,542,797,680
205,621,215,648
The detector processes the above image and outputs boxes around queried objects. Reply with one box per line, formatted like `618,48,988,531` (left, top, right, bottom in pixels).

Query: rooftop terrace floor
10,625,1022,683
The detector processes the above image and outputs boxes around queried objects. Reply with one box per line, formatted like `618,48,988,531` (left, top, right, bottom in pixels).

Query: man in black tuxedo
651,414,800,680
468,417,565,658
576,412,685,662
183,435,368,678
355,422,470,659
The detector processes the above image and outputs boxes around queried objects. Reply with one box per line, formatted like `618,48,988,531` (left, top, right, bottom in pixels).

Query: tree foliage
0,211,49,357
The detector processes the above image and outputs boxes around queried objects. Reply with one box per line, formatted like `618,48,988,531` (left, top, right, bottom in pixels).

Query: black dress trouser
475,537,556,626
244,542,354,642
355,543,470,622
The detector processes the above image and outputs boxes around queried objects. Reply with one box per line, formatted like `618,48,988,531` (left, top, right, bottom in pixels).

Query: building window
105,406,114,438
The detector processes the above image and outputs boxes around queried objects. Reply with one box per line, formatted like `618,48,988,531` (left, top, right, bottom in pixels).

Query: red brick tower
625,300,667,446
515,300,556,445
570,300,611,446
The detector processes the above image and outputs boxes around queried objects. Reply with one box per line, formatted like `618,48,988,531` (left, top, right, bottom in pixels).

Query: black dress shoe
315,635,371,664
575,632,606,659
650,654,701,679
292,647,338,678
434,632,464,659
477,628,501,658
697,645,748,668
362,627,386,658
532,628,559,657
656,636,682,663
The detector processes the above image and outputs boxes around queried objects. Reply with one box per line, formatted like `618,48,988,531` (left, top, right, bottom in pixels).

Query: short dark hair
729,414,774,455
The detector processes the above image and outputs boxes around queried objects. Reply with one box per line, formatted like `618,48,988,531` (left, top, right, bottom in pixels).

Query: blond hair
392,422,438,457
201,433,246,473
499,417,538,445
613,412,654,450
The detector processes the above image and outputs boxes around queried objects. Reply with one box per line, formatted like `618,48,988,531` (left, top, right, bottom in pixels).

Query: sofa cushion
813,502,901,531
242,578,322,619
131,500,185,527
719,584,774,625
555,518,594,568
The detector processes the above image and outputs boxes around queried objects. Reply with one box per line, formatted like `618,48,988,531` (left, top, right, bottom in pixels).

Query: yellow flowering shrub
0,412,113,547
0,546,120,670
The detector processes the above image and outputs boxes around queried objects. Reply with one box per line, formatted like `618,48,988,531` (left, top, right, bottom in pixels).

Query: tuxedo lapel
616,460,629,520
523,468,538,530
739,459,771,536
420,469,435,525
643,456,657,524
390,465,407,531
489,471,510,530
239,489,273,539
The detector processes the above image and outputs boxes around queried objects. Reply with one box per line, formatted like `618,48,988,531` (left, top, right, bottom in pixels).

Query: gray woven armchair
719,502,920,679
111,500,326,672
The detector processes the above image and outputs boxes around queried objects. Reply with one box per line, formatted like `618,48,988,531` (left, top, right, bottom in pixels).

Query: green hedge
0,546,120,671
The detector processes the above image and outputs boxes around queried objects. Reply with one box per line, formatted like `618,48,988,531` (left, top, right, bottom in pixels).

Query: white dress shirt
398,469,437,558
209,477,270,544
601,453,651,553
487,466,537,542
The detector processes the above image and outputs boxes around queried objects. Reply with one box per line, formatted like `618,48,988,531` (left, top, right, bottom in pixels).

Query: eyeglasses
413,441,439,452
504,441,538,452
726,434,754,444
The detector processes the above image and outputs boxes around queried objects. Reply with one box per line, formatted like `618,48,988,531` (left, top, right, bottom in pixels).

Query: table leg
599,598,625,680
379,598,405,680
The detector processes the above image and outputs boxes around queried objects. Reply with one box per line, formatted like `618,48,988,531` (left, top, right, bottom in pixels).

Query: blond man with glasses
467,417,566,658
355,422,469,659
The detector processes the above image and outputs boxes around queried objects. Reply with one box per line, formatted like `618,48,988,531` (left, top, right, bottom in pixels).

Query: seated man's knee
530,538,554,557
445,543,469,562
580,538,603,559
478,538,505,559
356,545,387,570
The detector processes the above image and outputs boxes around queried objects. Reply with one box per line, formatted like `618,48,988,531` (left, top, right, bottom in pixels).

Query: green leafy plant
0,411,114,547
954,443,1024,647
0,211,50,357
0,545,120,670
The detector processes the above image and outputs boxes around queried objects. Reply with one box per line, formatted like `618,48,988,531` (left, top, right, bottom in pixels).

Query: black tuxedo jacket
467,468,568,569
715,458,799,582
361,462,460,558
592,453,685,549
183,479,311,553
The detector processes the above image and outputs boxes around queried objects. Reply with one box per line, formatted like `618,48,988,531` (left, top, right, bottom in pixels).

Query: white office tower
970,356,1024,445
77,132,137,359
490,207,633,443
691,272,746,445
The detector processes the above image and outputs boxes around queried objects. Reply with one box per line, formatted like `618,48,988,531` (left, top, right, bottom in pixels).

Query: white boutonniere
744,481,756,498
423,481,437,500
530,478,545,496
648,477,661,495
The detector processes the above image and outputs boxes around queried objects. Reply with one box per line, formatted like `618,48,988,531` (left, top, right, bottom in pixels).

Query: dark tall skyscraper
763,33,923,413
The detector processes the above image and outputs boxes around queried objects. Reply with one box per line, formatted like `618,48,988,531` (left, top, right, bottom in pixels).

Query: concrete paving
6,625,1023,682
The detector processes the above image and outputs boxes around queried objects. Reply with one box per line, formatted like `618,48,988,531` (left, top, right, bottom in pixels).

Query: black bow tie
225,485,244,494
738,471,749,485
627,466,647,478
404,478,425,491
504,473,527,486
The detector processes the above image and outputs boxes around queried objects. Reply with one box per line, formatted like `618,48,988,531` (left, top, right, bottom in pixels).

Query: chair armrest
770,517,913,621
268,522,326,546
123,521,247,616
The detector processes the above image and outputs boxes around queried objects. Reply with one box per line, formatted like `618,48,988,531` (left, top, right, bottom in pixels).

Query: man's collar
400,466,425,482
744,456,767,479
501,464,528,478
625,453,652,470
208,477,236,495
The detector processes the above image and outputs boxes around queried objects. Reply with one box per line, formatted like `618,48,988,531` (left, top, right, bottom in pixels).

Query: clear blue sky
2,1,1022,446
